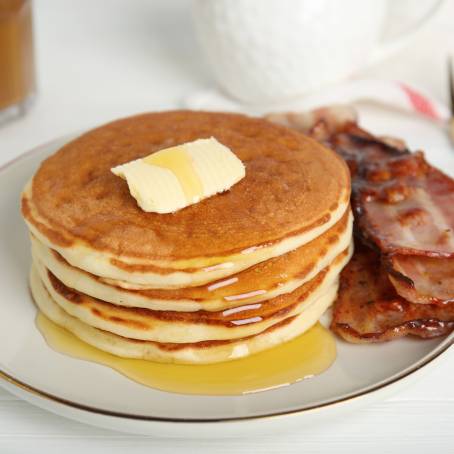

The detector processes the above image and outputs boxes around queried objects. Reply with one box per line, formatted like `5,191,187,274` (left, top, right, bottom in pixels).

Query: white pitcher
193,0,443,103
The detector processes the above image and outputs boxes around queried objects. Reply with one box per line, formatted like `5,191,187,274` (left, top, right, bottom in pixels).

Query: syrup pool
36,313,336,395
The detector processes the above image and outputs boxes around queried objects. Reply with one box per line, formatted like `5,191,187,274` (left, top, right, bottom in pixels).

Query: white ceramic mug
193,0,443,103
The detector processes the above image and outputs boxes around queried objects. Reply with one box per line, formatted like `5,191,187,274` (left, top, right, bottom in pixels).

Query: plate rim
1,338,452,423
1,137,453,424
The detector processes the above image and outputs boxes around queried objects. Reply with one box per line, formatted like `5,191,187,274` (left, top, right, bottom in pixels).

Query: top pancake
22,111,350,285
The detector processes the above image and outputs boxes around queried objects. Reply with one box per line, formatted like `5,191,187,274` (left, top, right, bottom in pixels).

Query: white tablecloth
1,1,453,452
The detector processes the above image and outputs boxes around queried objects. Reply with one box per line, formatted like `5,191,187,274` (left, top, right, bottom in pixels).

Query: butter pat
111,137,245,213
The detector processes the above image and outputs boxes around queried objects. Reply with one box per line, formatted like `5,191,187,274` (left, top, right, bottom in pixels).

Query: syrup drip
36,313,336,396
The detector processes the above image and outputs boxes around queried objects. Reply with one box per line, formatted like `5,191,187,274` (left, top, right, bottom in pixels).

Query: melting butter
36,313,336,396
111,137,245,214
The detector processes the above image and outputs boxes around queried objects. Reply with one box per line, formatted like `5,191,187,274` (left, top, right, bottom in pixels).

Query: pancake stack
22,111,352,364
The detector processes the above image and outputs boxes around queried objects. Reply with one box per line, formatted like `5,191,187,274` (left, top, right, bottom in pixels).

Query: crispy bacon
328,124,454,307
266,107,454,336
331,243,454,342
331,127,454,257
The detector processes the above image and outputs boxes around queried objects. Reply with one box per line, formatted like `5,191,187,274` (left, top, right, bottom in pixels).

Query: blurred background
1,0,453,164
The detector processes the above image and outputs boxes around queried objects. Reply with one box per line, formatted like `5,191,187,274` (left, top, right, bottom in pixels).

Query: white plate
0,105,453,437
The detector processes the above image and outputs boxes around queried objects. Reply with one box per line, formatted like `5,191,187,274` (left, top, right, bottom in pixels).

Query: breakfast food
266,106,454,342
111,137,246,213
332,243,453,342
23,111,352,364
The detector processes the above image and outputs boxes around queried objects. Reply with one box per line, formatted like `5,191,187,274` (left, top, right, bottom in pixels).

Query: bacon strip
329,124,454,305
331,243,454,342
330,125,454,257
387,255,454,305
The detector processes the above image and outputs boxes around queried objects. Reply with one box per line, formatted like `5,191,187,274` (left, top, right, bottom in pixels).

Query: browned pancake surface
25,111,349,260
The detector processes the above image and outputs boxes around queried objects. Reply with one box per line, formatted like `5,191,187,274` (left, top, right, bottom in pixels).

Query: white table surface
1,1,453,452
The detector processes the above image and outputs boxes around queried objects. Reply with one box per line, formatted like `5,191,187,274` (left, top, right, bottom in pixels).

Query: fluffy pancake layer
22,111,350,288
30,266,339,364
33,245,352,343
31,210,353,311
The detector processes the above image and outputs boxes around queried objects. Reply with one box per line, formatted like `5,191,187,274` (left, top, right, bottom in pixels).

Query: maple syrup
37,312,336,395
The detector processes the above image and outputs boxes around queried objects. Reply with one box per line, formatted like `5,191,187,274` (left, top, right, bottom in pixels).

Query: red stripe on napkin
399,83,441,120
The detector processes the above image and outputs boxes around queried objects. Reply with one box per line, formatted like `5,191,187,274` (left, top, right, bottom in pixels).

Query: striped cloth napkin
184,79,450,123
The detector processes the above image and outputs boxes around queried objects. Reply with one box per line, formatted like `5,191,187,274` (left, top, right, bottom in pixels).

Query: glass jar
0,0,35,124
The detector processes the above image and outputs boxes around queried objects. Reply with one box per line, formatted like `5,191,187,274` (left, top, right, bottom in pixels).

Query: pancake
31,210,353,311
23,110,354,365
33,244,351,343
30,265,339,364
22,111,350,288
